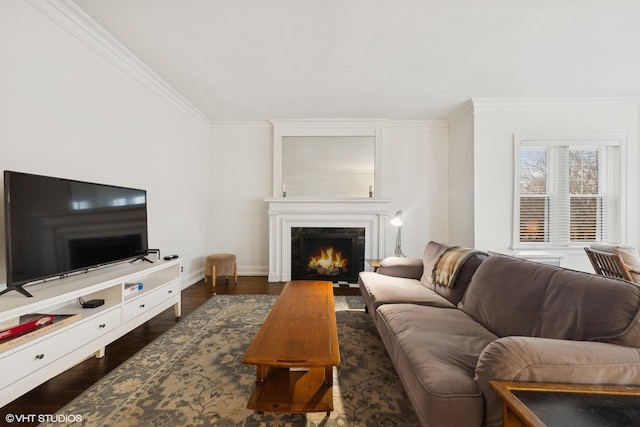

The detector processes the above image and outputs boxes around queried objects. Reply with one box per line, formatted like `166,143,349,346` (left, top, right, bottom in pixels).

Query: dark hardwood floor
1,276,358,425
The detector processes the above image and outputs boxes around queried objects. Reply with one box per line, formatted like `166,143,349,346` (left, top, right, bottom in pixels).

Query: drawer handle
99,324,106,328
168,290,173,294
140,304,146,308
35,354,45,360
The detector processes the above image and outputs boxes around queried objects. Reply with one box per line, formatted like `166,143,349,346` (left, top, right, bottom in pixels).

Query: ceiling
71,0,640,122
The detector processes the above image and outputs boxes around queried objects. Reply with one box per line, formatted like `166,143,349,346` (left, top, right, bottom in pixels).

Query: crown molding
26,0,212,129
268,118,448,133
209,119,449,135
385,120,448,130
269,118,390,131
445,97,640,125
471,97,640,109
210,121,272,134
445,100,474,125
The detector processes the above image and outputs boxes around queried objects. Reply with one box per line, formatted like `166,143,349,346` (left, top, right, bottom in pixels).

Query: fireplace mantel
265,197,391,282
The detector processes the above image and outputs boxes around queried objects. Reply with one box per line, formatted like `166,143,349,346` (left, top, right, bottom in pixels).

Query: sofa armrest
475,336,640,427
377,256,423,279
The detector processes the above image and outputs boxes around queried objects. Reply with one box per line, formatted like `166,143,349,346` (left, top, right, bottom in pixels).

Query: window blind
517,141,620,246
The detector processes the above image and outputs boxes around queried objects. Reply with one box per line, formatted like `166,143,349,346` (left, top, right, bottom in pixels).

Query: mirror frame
270,119,385,198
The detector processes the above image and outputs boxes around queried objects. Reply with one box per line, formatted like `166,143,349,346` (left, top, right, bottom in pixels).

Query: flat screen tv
2,171,149,297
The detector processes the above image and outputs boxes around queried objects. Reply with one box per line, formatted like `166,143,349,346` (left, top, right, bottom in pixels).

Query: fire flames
308,246,348,276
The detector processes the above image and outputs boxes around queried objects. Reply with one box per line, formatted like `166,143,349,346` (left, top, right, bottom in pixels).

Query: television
2,171,149,297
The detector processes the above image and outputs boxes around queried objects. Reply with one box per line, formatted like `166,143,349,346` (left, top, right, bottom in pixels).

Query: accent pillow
420,241,450,288
420,241,488,305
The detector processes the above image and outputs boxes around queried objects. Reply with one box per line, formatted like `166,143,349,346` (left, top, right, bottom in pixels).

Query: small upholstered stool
205,254,237,288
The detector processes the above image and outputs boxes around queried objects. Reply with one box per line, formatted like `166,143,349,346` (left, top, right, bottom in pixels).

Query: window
515,137,621,247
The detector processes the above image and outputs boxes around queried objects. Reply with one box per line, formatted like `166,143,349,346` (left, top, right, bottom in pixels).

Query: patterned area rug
44,295,419,426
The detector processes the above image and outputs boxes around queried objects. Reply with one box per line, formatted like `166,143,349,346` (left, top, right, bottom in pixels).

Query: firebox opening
291,227,365,284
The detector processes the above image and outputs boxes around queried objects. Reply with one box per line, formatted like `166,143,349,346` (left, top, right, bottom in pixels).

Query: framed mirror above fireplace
270,119,385,198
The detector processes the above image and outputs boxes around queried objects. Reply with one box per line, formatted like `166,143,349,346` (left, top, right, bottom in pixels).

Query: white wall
471,99,640,271
382,122,449,258
208,121,450,274
0,1,211,289
209,123,273,275
447,104,475,247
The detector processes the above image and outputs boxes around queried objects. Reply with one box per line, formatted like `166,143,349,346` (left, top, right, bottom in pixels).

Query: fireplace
265,197,390,282
291,227,365,283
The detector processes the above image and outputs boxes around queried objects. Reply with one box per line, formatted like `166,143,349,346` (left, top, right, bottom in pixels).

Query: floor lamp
391,210,405,257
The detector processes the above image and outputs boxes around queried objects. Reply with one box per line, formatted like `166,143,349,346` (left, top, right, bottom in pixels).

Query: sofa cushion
459,255,640,346
378,256,423,279
377,304,498,426
591,243,640,283
359,271,455,315
420,241,488,305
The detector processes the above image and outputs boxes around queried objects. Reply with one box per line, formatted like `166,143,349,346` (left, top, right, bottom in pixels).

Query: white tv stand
0,258,181,408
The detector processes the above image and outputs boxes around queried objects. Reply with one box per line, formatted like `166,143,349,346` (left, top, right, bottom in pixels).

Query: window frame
518,146,551,243
512,133,627,249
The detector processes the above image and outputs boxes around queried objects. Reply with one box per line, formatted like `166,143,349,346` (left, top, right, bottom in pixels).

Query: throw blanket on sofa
433,246,485,287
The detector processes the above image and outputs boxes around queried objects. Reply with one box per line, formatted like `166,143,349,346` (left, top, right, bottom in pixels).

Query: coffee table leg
324,366,333,385
256,365,266,384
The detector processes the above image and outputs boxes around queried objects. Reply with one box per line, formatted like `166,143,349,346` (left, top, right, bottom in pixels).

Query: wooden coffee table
242,280,340,414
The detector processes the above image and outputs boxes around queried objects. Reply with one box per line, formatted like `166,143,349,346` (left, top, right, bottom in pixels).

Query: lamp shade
390,210,403,227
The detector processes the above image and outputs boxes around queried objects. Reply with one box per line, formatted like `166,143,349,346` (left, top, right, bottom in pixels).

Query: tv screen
3,171,148,297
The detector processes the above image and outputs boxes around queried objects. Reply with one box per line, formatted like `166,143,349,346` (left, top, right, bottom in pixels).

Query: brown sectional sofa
358,241,640,427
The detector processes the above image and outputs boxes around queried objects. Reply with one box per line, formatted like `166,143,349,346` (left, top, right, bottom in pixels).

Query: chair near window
584,244,640,284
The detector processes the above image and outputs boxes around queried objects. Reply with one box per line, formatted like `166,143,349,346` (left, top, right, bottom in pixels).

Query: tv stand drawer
122,280,180,323
0,308,121,389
